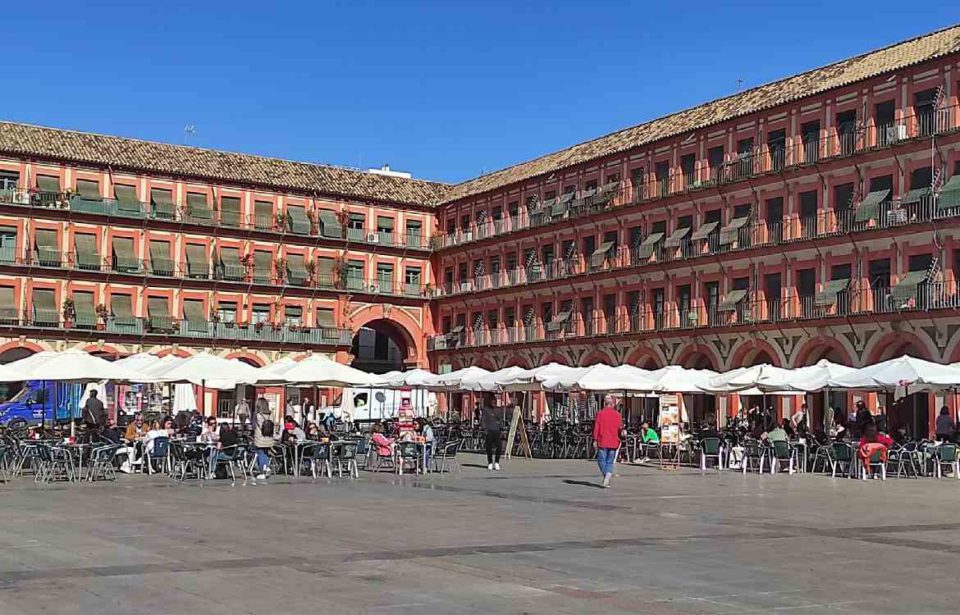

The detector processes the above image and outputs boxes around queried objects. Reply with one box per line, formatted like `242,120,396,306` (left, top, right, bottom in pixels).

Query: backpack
261,418,275,438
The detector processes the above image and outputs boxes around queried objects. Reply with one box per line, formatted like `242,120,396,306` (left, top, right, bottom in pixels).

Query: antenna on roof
183,125,196,145
737,79,744,92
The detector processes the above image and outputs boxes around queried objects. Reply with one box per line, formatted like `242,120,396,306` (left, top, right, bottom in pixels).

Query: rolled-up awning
150,189,175,219
149,240,173,275
32,288,57,323
112,237,139,272
719,217,749,245
286,254,309,286
76,179,100,199
663,226,691,248
318,210,342,238
690,221,719,241
717,289,748,311
253,250,273,283
936,176,960,210
220,196,241,227
854,189,890,223
218,246,243,280
815,278,850,306
186,192,212,221
111,294,136,325
185,243,209,278
74,233,101,270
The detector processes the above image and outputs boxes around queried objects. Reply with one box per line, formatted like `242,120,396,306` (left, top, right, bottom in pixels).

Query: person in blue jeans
592,395,623,488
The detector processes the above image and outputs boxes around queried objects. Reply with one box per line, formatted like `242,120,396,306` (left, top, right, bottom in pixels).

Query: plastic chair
862,448,887,480
830,442,853,478
331,442,359,478
699,437,723,472
771,440,797,474
934,444,959,479
301,442,331,478
146,437,170,475
396,442,421,475
742,439,767,474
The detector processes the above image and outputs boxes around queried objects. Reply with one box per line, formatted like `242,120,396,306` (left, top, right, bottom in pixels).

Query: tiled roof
445,24,960,203
0,122,451,207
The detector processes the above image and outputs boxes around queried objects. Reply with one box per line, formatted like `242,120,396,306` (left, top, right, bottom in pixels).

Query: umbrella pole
202,379,206,417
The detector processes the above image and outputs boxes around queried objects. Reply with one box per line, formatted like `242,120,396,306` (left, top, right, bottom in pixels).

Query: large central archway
351,318,415,374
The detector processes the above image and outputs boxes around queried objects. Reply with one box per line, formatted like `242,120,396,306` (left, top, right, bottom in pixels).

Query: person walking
235,397,250,428
81,389,107,435
480,393,502,470
593,395,623,488
253,396,274,480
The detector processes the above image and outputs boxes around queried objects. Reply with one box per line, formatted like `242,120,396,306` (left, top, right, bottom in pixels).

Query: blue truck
0,381,86,426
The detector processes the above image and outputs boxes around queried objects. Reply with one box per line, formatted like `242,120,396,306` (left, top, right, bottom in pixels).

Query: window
836,110,857,155
869,258,890,289
376,216,395,244
799,190,819,237
708,146,724,176
404,266,421,295
0,225,16,263
253,201,273,229
767,129,786,171
911,166,933,190
736,137,755,179
0,170,19,191
405,219,423,247
801,120,821,163
630,168,645,200
346,260,364,290
603,294,617,333
681,154,696,188
833,182,855,212
217,302,238,324
507,201,519,219
284,305,303,327
252,304,271,325
914,88,938,136
376,263,394,290
655,161,670,197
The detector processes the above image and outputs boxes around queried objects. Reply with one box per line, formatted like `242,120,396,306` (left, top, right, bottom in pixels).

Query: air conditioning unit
433,336,447,350
368,283,381,293
886,124,907,143
459,281,473,292
366,232,379,243
687,311,699,324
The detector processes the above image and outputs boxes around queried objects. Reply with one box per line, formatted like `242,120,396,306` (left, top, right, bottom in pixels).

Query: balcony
0,250,429,299
0,192,432,252
434,186,959,299
433,103,960,254
429,278,960,352
0,311,352,347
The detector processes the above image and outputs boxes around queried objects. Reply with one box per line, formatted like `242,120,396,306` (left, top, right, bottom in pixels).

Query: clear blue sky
4,1,958,183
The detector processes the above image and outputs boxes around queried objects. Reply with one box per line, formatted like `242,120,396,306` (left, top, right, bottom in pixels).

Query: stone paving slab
0,454,958,613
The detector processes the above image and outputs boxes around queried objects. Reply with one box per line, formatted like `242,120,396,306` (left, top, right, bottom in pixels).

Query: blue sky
4,1,958,183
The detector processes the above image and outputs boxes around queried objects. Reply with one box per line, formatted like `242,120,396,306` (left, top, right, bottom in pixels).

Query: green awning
76,179,100,199
316,257,336,287
150,189,175,219
854,189,890,222
286,255,308,286
719,217,749,245
34,229,60,266
316,308,336,328
900,187,930,205
147,296,171,330
111,294,136,325
185,192,212,222
113,185,143,217
690,221,719,241
185,244,209,278
663,226,691,248
594,182,619,202
36,175,60,193
546,309,572,331
33,288,57,324
590,241,615,267
579,187,597,201
717,289,748,311
890,270,929,306
74,233,100,271
635,232,664,259
318,210,342,238
0,286,16,322
149,241,173,276
253,250,273,283
73,291,96,327
220,196,241,227
936,176,960,210
815,278,850,306
218,247,243,281
183,300,207,332
254,201,273,229
112,237,140,272
288,206,311,235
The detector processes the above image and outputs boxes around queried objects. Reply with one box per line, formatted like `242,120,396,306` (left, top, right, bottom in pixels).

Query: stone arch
540,353,569,366
730,339,783,368
503,355,531,369
580,350,612,367
865,331,934,364
675,343,721,371
350,306,423,369
156,347,194,358
225,351,266,367
625,345,665,368
793,336,855,367
82,344,125,360
0,341,44,363
473,356,496,370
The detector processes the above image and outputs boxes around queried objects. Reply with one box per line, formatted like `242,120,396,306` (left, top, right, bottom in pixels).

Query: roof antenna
183,124,196,145
737,78,744,92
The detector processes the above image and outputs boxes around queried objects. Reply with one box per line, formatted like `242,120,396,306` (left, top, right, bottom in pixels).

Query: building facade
2,26,960,428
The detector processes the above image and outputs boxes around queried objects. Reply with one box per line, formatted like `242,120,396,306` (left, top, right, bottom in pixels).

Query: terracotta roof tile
0,122,451,207
445,24,960,203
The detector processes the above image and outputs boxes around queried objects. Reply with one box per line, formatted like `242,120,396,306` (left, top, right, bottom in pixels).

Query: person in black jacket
480,393,503,471
82,390,107,433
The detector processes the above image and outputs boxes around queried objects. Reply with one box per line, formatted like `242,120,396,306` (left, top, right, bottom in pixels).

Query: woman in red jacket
857,422,893,478
593,395,623,488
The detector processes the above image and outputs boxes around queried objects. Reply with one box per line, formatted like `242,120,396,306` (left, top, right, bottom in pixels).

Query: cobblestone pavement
0,454,957,614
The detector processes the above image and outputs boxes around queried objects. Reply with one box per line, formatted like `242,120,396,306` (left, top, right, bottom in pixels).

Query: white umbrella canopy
255,355,383,387
700,364,786,393
151,352,260,390
113,352,162,372
537,364,592,391
423,366,492,391
647,366,718,393
0,360,26,383
460,365,529,392
787,360,858,392
569,364,658,392
379,368,436,388
829,355,960,391
6,349,149,383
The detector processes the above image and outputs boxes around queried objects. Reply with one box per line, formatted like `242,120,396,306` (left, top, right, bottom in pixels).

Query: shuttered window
183,299,207,333
220,196,241,227
0,286,17,323
73,291,97,328
253,250,273,284
185,192,212,222
150,188,175,219
286,253,309,286
185,244,209,279
32,288,58,325
254,201,273,229
74,233,101,271
111,294,136,326
316,257,336,288
76,179,100,199
218,246,243,281
149,240,173,276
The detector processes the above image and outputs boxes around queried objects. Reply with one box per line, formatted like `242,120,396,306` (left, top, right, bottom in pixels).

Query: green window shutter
0,226,17,263
318,210,342,238
815,279,850,306
253,250,273,283
719,217,749,246
72,291,97,327
690,221,719,241
254,201,273,229
185,244,209,278
32,288,57,324
74,233,101,271
316,257,336,287
113,184,143,218
286,254,309,286
183,299,207,333
900,187,930,205
112,237,140,272
635,232,664,259
890,270,929,307
218,247,243,281
590,241,615,267
186,192,212,222
316,308,336,328
0,285,16,322
287,205,311,235
76,179,101,199
936,176,960,210
149,241,173,276
36,175,60,193
150,188,176,219
220,196,241,227
111,294,136,325
663,226,691,248
147,296,172,331
34,229,60,266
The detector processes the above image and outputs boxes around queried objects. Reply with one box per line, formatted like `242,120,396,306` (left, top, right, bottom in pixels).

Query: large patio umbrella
647,366,718,393
699,363,794,393
255,354,383,387
460,366,529,392
423,366,492,391
379,368,436,388
0,360,27,382
828,355,960,392
7,349,149,383
113,352,162,373
150,352,260,389
787,360,858,392
568,364,658,393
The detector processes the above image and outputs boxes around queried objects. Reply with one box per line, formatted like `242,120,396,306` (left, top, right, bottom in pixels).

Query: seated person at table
305,422,322,440
200,417,220,444
637,421,659,463
100,418,122,444
699,415,722,440
935,406,956,443
857,422,893,475
370,423,395,460
208,421,240,477
280,416,306,444
765,422,788,443
124,413,150,442
415,418,435,471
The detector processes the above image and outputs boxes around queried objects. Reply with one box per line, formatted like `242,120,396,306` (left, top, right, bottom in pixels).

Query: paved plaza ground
0,454,958,614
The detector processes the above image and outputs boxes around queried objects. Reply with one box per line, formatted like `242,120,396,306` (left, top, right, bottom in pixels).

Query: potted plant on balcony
95,303,109,330
274,256,287,284
422,283,434,298
304,259,317,285
241,252,255,282
274,212,287,232
61,298,75,328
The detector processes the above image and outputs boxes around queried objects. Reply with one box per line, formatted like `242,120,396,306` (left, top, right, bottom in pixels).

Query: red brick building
2,26,960,429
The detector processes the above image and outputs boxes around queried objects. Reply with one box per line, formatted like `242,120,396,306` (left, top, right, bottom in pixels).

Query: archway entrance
0,346,35,400
351,319,414,374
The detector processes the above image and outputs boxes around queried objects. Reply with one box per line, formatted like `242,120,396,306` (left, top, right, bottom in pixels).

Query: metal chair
934,443,959,479
86,443,121,482
830,442,854,478
770,440,797,474
331,442,359,478
396,442,421,475
432,439,462,474
210,445,245,484
145,437,171,475
301,442,332,478
742,439,767,474
35,444,75,484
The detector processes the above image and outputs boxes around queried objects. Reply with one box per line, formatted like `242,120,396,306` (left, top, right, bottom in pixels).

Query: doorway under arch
351,318,416,374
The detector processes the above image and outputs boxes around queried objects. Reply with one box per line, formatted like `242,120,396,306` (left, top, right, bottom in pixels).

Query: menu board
659,393,681,444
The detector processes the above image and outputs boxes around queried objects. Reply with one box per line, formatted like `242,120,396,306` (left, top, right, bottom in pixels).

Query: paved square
0,455,958,614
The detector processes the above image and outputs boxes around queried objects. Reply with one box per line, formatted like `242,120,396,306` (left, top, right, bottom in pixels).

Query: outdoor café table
791,440,809,473
61,442,91,481
292,439,333,477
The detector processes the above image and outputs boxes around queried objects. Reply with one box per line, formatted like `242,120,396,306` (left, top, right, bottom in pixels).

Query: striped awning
854,189,890,223
74,233,100,270
185,243,209,278
815,278,850,306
